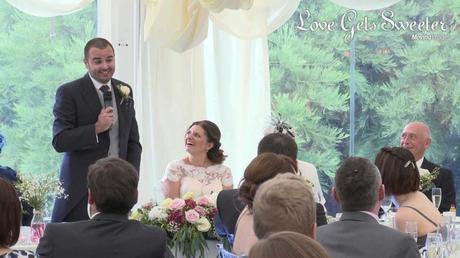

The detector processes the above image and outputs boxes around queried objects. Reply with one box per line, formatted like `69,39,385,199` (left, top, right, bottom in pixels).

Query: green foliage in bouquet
16,172,67,210
419,167,440,192
131,192,217,258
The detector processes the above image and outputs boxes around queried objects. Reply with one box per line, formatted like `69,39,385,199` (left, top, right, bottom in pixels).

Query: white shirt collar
88,73,112,91
416,157,424,169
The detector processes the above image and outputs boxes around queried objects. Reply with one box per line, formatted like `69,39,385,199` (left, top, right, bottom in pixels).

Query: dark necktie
100,85,112,108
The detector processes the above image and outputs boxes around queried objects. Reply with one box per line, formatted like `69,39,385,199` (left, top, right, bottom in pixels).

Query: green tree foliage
269,0,460,200
0,2,96,174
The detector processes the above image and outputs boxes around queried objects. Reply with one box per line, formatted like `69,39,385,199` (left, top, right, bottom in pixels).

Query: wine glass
405,221,418,242
425,233,443,258
432,188,442,209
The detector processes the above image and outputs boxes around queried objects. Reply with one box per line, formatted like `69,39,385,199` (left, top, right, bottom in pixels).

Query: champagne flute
432,188,442,209
405,221,418,242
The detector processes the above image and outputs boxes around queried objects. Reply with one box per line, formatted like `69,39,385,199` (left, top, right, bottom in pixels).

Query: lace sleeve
220,166,233,187
163,161,183,182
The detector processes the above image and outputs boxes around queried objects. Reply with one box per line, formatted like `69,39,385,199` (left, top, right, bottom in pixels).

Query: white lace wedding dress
163,159,233,198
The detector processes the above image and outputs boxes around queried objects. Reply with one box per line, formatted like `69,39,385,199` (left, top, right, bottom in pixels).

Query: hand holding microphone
95,85,114,133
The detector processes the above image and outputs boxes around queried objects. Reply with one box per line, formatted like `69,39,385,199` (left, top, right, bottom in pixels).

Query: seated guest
252,173,316,239
37,157,172,258
215,133,327,245
162,120,233,199
316,157,419,258
400,121,455,212
249,231,329,258
232,153,297,255
0,133,32,226
375,146,443,248
0,178,35,257
265,121,326,206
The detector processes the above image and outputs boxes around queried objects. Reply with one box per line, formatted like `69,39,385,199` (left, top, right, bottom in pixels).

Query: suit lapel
421,158,436,172
80,74,103,115
111,79,126,134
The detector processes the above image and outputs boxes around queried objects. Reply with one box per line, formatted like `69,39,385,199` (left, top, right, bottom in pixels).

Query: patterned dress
163,159,233,198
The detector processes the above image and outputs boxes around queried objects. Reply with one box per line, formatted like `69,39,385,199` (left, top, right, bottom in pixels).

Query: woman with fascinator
375,147,443,248
266,116,326,207
162,120,233,199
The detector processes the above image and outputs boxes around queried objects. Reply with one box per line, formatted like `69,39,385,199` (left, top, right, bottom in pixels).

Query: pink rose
185,209,200,223
196,196,210,206
170,199,186,210
194,206,207,216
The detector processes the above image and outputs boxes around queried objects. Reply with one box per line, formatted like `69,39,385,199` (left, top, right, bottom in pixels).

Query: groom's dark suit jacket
421,158,456,212
51,74,142,222
37,213,171,258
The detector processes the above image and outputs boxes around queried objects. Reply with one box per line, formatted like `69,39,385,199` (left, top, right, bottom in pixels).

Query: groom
51,38,142,222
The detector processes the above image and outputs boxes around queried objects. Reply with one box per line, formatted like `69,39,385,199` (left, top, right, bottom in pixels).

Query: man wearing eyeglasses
400,121,456,212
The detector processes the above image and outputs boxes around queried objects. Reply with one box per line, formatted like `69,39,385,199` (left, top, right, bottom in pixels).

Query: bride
162,120,233,199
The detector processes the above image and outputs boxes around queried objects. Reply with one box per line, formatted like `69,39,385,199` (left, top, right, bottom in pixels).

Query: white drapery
137,20,271,204
5,0,93,17
144,0,299,52
137,0,299,203
329,0,402,10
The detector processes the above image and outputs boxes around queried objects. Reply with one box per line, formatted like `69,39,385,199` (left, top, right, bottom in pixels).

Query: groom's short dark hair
84,38,114,59
87,157,138,214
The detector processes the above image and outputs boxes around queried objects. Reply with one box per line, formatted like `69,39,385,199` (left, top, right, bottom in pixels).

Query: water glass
426,233,443,258
17,226,32,245
405,221,418,242
432,188,442,209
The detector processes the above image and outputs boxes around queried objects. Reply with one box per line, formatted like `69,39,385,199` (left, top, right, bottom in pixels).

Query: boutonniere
116,84,132,105
419,167,440,192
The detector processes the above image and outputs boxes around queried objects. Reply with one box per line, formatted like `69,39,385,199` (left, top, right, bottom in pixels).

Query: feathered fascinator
266,113,296,138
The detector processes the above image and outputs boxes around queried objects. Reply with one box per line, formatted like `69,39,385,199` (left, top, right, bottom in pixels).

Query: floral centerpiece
131,192,217,258
16,172,67,242
419,167,440,192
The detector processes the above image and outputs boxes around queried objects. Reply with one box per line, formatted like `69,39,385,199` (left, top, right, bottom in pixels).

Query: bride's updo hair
188,120,226,164
239,153,297,210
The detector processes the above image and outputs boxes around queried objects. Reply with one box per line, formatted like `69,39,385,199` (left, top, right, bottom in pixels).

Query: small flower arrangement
419,167,440,192
131,192,217,258
116,84,131,105
16,172,67,210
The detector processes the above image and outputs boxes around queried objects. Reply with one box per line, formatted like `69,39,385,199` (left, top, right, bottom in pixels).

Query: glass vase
30,209,45,243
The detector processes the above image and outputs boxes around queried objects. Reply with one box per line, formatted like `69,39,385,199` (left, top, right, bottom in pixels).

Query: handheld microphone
102,89,113,108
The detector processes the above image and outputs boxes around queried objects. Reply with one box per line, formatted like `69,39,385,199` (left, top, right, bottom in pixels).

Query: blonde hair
249,231,329,258
253,174,316,238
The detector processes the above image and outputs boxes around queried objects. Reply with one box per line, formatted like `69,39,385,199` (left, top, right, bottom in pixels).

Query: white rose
419,168,430,177
119,85,130,96
196,217,211,232
148,206,167,220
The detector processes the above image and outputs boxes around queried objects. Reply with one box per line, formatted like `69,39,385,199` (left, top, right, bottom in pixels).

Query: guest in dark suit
316,157,419,258
37,157,171,258
401,121,456,212
51,38,142,222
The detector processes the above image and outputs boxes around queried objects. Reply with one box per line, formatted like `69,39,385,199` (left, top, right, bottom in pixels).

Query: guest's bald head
400,121,431,161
